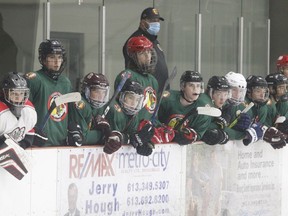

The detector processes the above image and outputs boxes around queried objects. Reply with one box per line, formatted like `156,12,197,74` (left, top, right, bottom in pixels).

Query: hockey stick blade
197,107,222,117
174,106,221,130
102,71,131,118
39,92,81,132
275,116,286,124
151,66,177,124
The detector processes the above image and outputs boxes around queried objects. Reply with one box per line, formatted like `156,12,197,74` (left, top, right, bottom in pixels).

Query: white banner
57,144,186,216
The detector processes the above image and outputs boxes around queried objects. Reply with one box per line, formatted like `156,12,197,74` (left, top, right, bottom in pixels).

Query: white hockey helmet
225,71,247,105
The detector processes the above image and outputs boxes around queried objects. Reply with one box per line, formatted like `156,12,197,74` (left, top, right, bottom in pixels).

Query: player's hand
33,127,48,147
233,113,252,131
93,115,111,137
67,123,83,147
243,123,263,146
201,129,229,145
130,120,154,148
173,127,198,145
263,127,286,149
151,125,175,144
104,131,123,154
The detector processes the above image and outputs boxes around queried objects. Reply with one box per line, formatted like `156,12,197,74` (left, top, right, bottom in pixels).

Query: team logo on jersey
8,127,25,142
143,86,157,113
48,92,68,122
167,114,187,129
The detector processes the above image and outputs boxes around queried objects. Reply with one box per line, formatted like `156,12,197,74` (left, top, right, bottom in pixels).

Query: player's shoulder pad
0,101,9,112
24,72,37,80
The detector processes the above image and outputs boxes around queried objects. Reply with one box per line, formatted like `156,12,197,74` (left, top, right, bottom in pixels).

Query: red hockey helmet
127,36,153,54
277,55,288,70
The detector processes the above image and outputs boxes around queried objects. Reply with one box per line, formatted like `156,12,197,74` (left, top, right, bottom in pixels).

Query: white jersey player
0,72,37,180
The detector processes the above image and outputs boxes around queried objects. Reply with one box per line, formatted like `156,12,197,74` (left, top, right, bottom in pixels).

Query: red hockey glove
151,125,175,144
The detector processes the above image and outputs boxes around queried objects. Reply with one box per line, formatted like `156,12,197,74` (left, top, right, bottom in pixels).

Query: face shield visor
85,85,110,108
3,88,30,107
250,86,269,104
210,89,231,108
119,91,144,115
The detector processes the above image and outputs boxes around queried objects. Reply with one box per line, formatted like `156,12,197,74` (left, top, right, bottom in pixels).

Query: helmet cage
130,47,157,74
84,85,110,108
3,88,29,107
119,91,144,115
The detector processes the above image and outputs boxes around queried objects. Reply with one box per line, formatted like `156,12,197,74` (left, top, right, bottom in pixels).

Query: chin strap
180,91,195,104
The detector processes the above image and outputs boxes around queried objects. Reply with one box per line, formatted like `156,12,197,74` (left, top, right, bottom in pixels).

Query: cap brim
159,17,164,21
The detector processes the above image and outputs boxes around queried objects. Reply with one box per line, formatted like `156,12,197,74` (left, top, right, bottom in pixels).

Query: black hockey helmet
82,72,110,108
38,39,67,79
207,76,230,91
2,72,30,118
180,70,203,83
246,75,269,104
265,73,288,97
246,75,268,92
265,73,288,87
119,79,144,115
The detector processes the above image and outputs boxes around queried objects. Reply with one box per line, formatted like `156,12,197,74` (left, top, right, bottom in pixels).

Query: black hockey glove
67,123,83,147
277,119,288,134
33,127,48,147
130,123,154,156
92,114,111,138
263,126,286,149
104,131,123,154
201,129,229,145
215,104,232,129
243,123,263,146
173,127,198,145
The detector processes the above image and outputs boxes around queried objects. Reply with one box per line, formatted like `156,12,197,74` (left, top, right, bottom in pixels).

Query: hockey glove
233,113,252,131
104,131,123,154
67,123,83,147
33,127,48,147
243,123,263,146
92,115,111,138
201,129,229,145
151,125,175,144
173,127,198,145
263,127,286,149
215,104,233,129
130,121,154,156
277,119,288,135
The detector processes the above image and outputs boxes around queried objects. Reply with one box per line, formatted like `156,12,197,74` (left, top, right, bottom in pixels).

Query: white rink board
0,144,186,216
0,140,288,216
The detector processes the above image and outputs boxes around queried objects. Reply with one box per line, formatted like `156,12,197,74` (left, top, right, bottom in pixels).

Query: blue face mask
147,22,160,35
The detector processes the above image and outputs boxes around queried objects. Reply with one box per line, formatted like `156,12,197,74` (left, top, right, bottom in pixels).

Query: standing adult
0,13,18,81
123,7,169,92
25,39,73,146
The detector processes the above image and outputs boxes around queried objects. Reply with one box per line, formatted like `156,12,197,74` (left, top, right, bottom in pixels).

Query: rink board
1,140,288,216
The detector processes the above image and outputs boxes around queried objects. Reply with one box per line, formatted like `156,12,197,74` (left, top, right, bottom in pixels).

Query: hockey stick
228,102,254,128
39,92,81,132
102,71,131,118
174,107,222,130
151,66,177,125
